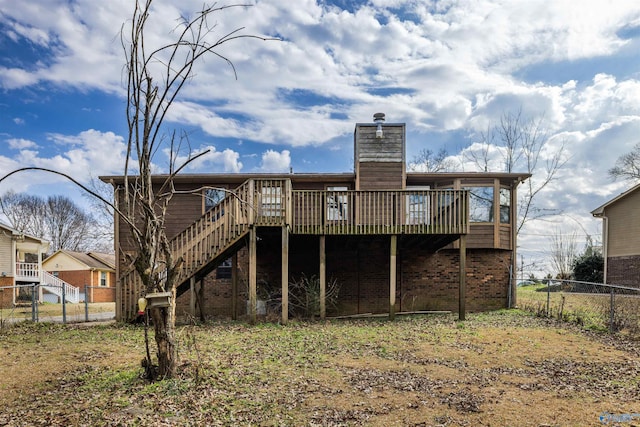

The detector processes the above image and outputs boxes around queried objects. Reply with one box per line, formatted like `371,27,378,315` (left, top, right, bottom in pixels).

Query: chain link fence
517,279,640,336
0,284,116,328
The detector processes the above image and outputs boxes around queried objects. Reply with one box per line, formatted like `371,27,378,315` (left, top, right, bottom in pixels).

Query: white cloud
7,138,37,149
258,149,291,172
3,0,640,276
164,145,243,173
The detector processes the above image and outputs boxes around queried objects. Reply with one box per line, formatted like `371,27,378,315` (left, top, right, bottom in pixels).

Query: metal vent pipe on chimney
374,112,385,138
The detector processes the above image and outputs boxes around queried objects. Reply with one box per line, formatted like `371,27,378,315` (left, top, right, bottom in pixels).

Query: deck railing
15,262,40,280
291,189,469,235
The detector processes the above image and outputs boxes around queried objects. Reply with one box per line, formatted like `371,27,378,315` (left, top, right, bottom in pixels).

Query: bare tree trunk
150,307,176,379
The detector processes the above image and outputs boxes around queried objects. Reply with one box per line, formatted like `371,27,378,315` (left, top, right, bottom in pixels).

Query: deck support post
231,252,238,320
459,234,467,321
249,226,257,324
389,235,397,320
319,235,326,319
281,226,289,325
198,278,205,321
189,276,196,317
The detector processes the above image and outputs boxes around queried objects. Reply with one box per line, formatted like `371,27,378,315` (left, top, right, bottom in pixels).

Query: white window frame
260,185,282,217
326,186,348,221
405,186,430,225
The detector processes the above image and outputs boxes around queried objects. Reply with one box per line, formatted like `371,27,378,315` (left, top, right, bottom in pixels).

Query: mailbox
145,292,172,309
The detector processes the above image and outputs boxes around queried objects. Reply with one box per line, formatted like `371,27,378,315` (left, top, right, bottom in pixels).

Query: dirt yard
0,310,638,426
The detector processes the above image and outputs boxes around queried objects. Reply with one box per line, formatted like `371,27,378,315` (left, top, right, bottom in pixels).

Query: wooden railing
292,189,469,235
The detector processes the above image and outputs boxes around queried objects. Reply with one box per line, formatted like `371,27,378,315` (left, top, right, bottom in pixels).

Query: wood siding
605,189,640,257
358,162,404,190
466,224,495,248
355,124,404,163
0,232,12,277
499,225,512,249
355,123,405,191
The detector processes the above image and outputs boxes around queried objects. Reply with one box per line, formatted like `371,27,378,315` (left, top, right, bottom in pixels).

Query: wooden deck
118,178,469,320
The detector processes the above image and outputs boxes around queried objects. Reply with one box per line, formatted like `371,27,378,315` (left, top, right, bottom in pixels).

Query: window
500,188,511,224
100,271,107,287
406,186,430,224
466,186,493,222
204,188,226,212
327,186,348,221
216,257,232,279
260,185,282,217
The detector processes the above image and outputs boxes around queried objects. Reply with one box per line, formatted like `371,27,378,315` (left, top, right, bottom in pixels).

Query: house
42,250,116,303
591,183,640,287
0,222,49,307
101,114,530,322
0,222,81,307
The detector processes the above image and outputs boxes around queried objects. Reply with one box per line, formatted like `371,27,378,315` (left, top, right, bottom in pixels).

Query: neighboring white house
0,221,50,306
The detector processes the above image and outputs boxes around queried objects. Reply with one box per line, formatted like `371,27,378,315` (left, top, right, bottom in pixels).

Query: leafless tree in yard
0,191,100,253
118,0,272,380
465,108,567,234
548,228,578,280
0,0,271,380
408,148,457,172
82,177,116,253
609,141,640,182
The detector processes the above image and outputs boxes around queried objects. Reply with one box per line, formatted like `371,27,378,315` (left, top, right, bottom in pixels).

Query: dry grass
1,311,639,426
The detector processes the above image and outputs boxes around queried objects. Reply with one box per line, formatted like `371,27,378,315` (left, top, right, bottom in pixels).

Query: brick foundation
606,255,640,288
175,234,513,320
0,276,13,308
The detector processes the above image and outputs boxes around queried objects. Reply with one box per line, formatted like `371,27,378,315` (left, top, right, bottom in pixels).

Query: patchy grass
1,311,639,426
518,284,640,335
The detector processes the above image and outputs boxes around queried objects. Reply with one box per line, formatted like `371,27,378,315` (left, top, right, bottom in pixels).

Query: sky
2,0,640,277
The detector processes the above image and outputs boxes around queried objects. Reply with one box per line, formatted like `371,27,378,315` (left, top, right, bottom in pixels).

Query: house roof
100,171,531,186
46,250,115,271
99,173,356,186
0,221,50,249
591,182,640,217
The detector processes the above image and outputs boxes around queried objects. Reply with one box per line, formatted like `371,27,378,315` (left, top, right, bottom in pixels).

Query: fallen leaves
1,311,639,426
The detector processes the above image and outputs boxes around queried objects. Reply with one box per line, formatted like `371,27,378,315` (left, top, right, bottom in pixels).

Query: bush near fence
517,280,640,336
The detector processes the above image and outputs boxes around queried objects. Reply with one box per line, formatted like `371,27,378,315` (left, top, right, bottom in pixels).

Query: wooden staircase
119,178,290,319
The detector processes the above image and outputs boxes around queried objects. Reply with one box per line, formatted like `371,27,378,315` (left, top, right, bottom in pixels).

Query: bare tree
117,0,270,380
0,0,269,380
0,191,100,253
548,228,578,280
466,108,566,234
408,148,456,172
83,177,115,253
609,142,640,181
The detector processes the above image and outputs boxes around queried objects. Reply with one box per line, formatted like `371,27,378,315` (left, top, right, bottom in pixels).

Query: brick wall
0,276,13,308
401,248,511,312
175,247,250,319
54,270,116,302
607,255,640,288
57,270,91,288
174,234,513,320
